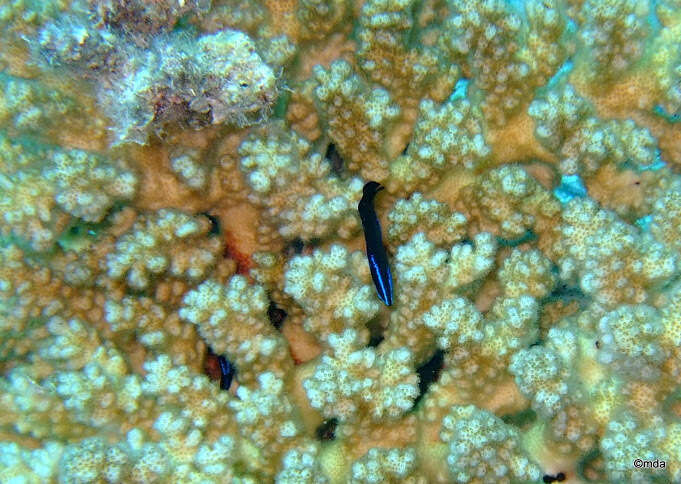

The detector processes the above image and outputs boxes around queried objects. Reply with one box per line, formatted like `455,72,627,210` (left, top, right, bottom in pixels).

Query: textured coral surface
2,0,681,483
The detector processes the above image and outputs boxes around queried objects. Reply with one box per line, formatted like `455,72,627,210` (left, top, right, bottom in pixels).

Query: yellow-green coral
387,192,467,247
230,372,306,472
576,0,650,81
380,232,496,364
303,328,418,433
106,210,222,290
529,81,659,177
284,245,380,344
239,121,364,248
458,164,560,241
180,276,293,384
597,305,666,379
357,0,458,107
553,198,678,307
440,0,571,125
0,73,76,134
105,296,204,368
600,413,668,483
297,0,349,41
388,93,490,194
499,248,557,298
349,447,424,483
0,133,137,251
312,60,401,182
440,405,542,483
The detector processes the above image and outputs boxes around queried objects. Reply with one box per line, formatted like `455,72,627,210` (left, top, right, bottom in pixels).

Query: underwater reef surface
1,0,681,482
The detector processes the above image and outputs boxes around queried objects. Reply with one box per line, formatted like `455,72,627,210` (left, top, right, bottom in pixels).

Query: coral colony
2,0,681,482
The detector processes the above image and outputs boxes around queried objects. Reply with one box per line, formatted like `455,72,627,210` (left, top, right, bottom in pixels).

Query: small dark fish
217,355,235,390
358,181,393,306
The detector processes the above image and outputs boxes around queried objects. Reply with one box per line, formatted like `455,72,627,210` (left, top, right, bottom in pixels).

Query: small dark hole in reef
401,142,409,155
501,408,536,427
497,230,537,248
267,301,287,330
325,143,344,176
595,340,600,349
368,332,384,347
200,212,221,235
284,238,304,257
543,472,566,483
544,283,584,304
240,82,249,87
576,448,604,482
315,418,337,441
366,318,384,347
413,350,444,408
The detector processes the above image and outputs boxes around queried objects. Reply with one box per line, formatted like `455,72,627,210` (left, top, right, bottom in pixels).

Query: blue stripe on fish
358,181,393,306
217,355,235,390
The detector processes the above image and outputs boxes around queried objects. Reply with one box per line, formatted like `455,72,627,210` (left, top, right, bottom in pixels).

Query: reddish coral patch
223,231,253,275
203,349,221,382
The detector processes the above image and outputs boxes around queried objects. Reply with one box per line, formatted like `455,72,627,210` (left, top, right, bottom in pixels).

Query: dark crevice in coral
284,237,304,257
283,237,322,257
315,418,337,441
543,472,566,483
67,224,89,236
273,90,291,119
500,408,536,428
123,286,153,298
577,449,606,482
413,349,444,408
368,332,384,348
367,317,385,347
267,300,287,330
653,104,681,123
496,229,536,247
57,202,127,250
543,282,585,304
57,221,100,249
173,14,193,32
199,212,221,235
325,143,344,176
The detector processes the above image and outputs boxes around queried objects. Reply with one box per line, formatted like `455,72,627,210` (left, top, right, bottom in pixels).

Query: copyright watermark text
633,458,667,469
